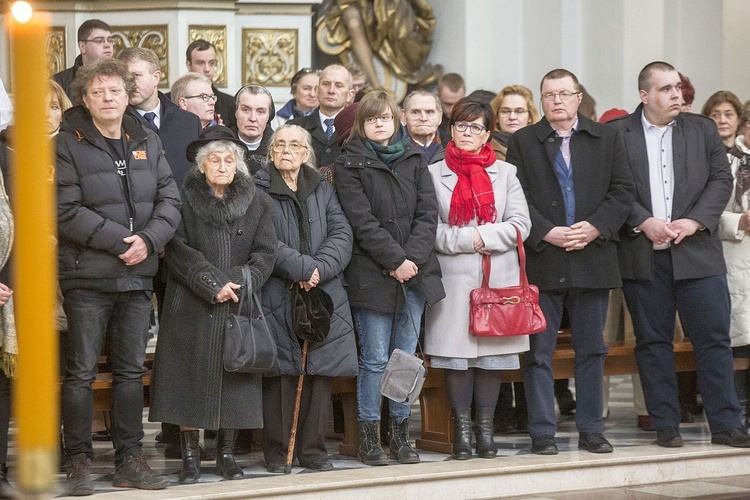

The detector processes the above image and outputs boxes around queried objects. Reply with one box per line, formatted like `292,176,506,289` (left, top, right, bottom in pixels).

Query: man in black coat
185,39,236,130
289,64,353,170
609,61,750,448
52,19,113,102
56,58,180,495
233,85,275,174
506,68,634,456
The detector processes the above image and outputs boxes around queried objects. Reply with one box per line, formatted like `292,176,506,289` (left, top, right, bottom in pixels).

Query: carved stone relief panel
46,27,66,77
110,25,169,88
188,26,227,88
242,29,297,87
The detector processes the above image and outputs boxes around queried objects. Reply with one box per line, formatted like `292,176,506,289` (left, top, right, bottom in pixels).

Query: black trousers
262,375,331,466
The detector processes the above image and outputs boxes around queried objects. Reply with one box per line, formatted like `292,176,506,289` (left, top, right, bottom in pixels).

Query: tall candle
8,1,58,494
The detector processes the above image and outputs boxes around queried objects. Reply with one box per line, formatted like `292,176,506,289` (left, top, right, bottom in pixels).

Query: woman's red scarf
445,141,497,226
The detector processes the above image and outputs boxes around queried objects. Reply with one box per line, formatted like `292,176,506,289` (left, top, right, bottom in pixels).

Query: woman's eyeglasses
272,143,307,154
364,113,393,125
452,121,487,135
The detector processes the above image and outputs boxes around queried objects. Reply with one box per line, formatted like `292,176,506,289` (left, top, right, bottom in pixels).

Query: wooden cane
285,339,309,473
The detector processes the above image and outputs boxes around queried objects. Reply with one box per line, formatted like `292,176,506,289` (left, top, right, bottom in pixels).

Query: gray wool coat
149,169,277,430
260,165,357,377
424,159,532,359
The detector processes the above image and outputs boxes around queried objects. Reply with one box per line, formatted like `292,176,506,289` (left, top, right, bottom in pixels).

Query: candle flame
11,1,33,24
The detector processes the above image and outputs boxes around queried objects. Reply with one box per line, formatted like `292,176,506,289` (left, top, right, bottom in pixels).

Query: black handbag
223,267,279,374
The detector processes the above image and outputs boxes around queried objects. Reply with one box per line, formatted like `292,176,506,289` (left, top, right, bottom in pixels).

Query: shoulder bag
223,267,279,373
469,225,547,337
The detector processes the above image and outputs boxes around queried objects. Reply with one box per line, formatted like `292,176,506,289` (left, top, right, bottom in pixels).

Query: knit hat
599,108,628,124
334,103,358,146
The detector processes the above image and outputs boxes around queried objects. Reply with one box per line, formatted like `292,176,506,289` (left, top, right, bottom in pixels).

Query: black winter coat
149,169,277,430
334,137,445,312
260,165,357,377
52,55,83,102
55,106,182,291
506,114,634,290
127,92,202,187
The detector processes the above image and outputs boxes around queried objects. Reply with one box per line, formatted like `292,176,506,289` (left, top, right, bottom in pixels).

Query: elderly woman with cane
257,123,356,473
149,126,277,483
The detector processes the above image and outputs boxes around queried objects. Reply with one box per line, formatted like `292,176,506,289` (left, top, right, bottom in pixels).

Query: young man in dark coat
52,19,113,102
56,58,181,495
184,39,236,130
609,61,750,449
506,68,634,456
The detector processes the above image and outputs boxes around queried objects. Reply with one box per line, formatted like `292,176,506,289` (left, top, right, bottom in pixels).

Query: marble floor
6,375,750,499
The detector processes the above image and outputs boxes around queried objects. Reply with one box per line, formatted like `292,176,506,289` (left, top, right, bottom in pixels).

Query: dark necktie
324,118,335,140
144,112,158,130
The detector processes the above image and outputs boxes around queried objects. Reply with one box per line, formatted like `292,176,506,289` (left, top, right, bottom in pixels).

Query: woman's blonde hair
49,80,73,114
490,85,540,132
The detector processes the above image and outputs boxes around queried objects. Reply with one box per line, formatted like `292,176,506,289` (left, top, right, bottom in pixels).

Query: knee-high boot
216,429,244,479
178,430,201,484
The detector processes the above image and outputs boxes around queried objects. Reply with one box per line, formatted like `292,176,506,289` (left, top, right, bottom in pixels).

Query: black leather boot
357,421,389,466
178,430,201,484
216,429,244,479
452,407,472,460
475,407,498,458
389,417,420,464
735,370,749,431
0,464,18,499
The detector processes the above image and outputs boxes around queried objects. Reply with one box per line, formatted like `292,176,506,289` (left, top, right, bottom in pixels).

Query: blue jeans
353,287,425,422
62,289,151,464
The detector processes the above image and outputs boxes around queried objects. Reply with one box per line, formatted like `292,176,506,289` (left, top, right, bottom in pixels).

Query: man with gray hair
289,64,353,170
401,90,444,164
56,58,180,495
172,72,218,131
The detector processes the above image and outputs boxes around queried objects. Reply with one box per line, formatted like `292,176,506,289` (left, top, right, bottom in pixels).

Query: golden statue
316,0,442,100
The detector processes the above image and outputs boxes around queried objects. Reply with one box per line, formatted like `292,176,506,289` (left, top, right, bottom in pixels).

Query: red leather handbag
469,225,547,337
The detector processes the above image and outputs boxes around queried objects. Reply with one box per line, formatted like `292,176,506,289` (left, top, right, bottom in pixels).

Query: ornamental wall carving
111,25,169,88
242,28,298,87
188,26,227,88
46,27,66,77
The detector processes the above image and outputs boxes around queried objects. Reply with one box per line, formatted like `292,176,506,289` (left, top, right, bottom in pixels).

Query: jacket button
551,201,557,206
308,218,313,222
326,148,331,153
559,278,566,284
548,137,554,143
212,282,217,287
237,229,243,235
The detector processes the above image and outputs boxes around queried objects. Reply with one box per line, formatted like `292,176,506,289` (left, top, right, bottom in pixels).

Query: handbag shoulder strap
481,225,529,288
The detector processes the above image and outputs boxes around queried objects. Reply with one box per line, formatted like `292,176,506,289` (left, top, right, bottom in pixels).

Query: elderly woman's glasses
184,93,218,103
364,113,393,125
272,142,307,154
453,121,486,135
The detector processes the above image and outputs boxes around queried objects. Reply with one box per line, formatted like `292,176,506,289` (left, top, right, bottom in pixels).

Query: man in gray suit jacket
610,61,750,448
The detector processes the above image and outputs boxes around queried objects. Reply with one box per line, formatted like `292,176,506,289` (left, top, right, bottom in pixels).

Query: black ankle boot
216,429,244,479
357,420,389,466
475,407,498,458
389,417,420,464
178,430,201,484
452,408,472,460
0,464,18,499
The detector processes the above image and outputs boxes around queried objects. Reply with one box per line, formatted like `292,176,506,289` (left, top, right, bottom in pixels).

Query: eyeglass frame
183,93,218,103
452,121,487,135
271,142,308,154
81,36,116,45
498,107,529,116
540,91,581,102
364,113,394,125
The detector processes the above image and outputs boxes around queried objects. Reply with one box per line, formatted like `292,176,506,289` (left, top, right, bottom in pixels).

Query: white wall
427,0,734,116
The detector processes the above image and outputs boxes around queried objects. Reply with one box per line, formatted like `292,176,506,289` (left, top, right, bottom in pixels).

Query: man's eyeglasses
499,108,529,116
82,36,116,45
452,121,487,135
271,143,307,154
364,113,393,124
540,91,581,102
183,94,218,103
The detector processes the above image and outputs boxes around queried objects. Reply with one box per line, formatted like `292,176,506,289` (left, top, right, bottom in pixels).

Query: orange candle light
8,1,58,494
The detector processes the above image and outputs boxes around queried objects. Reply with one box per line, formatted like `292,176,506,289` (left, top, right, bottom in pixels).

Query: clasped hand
390,259,418,283
544,221,601,251
638,217,702,245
